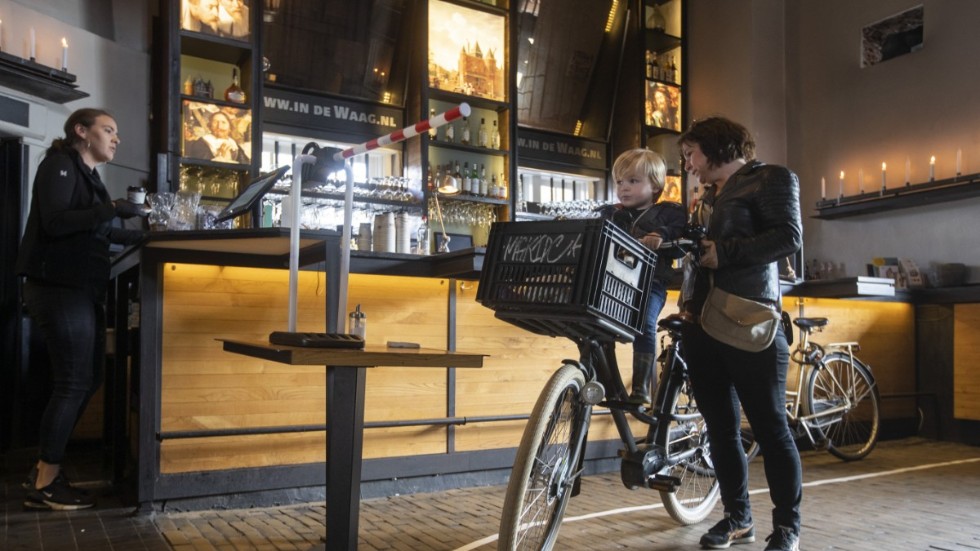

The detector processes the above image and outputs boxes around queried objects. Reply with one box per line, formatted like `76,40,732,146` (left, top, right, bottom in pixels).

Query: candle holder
815,171,980,219
0,49,87,103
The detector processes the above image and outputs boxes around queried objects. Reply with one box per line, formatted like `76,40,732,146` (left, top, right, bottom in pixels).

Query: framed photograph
181,0,251,41
657,174,683,204
645,82,681,132
428,0,507,101
182,101,252,164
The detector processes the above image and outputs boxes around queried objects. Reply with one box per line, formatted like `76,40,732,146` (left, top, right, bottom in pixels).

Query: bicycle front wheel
657,376,721,525
805,352,880,461
498,364,589,551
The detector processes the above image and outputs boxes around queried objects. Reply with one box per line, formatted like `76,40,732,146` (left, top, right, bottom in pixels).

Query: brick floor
3,437,979,550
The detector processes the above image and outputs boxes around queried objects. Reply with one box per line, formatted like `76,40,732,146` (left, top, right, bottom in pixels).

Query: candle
905,157,911,185
30,27,35,60
881,162,887,191
61,38,67,71
858,169,864,194
956,148,962,176
821,177,826,199
929,155,935,181
838,170,844,198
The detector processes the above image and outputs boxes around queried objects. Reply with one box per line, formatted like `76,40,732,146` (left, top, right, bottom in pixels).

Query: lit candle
929,155,935,181
905,157,911,185
956,148,962,176
61,38,67,71
881,162,887,191
30,27,35,60
858,169,864,194
838,170,844,198
821,177,826,199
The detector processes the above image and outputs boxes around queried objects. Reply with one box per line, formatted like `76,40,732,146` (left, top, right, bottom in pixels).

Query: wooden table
220,340,484,551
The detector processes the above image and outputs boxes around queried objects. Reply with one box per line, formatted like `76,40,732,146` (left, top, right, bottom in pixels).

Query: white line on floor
452,456,980,551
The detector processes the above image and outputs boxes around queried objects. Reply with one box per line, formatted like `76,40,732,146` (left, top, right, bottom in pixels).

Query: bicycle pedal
648,474,681,492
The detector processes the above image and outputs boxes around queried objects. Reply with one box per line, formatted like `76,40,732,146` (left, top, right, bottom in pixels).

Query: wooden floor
3,437,979,550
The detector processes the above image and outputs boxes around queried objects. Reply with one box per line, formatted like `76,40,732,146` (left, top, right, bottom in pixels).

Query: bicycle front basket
476,219,656,342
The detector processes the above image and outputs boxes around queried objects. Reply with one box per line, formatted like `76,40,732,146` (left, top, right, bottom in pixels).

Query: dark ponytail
46,108,113,157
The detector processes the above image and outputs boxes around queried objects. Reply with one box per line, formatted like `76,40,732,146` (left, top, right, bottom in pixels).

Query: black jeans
683,322,802,534
23,280,106,465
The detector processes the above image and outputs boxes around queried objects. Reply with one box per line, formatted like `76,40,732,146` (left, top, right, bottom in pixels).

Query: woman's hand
699,239,718,268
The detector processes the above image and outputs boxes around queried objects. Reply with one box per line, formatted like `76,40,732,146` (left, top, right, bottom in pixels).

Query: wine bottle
479,164,488,197
491,120,501,149
224,67,246,104
428,108,437,140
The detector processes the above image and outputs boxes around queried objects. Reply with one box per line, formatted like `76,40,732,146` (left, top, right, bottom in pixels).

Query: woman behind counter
16,108,145,510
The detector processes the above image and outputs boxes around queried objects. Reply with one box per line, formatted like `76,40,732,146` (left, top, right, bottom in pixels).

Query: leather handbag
700,274,780,352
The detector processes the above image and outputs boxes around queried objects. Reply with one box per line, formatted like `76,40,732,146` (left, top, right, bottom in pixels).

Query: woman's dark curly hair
678,116,756,166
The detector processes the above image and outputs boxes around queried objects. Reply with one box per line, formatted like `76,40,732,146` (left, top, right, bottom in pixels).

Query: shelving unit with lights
155,0,262,218
639,0,686,203
408,0,516,249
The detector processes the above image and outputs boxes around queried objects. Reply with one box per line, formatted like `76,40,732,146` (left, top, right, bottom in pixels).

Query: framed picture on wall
428,0,507,101
182,101,252,164
645,82,681,131
181,0,251,41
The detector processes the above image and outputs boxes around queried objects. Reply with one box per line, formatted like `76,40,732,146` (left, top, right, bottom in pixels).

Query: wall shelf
813,172,980,220
0,51,88,104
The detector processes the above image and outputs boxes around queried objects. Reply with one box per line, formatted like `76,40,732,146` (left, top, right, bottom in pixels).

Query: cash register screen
214,165,290,223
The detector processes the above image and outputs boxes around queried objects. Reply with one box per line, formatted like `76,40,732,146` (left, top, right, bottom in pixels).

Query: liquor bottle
478,118,488,148
649,52,660,81
661,56,672,83
492,173,501,200
428,108,437,140
416,216,430,256
479,164,488,197
670,56,679,83
491,120,501,149
445,120,455,143
224,67,247,104
461,116,471,145
461,162,471,194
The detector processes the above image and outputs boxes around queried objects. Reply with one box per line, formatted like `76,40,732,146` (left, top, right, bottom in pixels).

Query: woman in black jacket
16,108,144,510
678,117,803,551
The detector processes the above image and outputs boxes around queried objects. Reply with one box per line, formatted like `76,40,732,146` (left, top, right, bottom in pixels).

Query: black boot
628,353,658,404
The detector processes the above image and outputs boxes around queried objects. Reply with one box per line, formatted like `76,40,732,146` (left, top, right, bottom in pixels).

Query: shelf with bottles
428,155,509,204
180,54,252,105
428,99,506,150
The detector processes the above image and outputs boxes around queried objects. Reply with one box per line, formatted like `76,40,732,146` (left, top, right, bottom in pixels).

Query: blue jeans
682,322,802,534
23,280,106,465
634,280,667,355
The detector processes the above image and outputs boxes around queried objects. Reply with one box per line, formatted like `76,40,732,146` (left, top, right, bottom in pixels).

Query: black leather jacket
689,160,802,311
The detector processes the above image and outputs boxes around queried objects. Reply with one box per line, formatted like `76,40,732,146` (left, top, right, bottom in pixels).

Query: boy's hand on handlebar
699,239,718,268
640,232,664,251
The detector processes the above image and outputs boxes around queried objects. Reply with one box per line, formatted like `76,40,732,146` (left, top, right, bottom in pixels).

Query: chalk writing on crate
501,233,583,264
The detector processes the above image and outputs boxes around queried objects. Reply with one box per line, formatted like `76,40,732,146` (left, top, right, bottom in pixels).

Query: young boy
602,148,687,403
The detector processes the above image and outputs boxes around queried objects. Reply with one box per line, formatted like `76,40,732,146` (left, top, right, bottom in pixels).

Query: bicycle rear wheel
498,364,589,551
656,376,721,525
805,352,880,461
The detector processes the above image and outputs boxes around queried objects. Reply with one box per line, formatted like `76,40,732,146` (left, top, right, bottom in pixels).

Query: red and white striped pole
333,103,471,162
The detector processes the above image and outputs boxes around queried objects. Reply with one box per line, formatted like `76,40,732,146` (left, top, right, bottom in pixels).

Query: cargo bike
477,219,724,551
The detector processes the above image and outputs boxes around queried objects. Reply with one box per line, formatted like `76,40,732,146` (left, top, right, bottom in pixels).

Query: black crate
477,219,657,342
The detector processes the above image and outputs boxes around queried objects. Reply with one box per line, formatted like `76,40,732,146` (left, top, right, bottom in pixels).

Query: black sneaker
764,526,800,551
21,465,38,490
24,474,95,511
700,515,755,549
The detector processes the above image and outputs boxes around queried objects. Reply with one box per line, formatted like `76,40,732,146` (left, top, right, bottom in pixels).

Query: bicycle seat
658,313,695,333
793,317,829,331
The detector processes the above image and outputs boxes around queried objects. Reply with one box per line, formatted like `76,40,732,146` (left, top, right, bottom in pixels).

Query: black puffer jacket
690,160,802,311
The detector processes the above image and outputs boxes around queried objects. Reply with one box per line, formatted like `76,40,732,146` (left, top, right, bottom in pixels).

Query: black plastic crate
477,219,657,342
